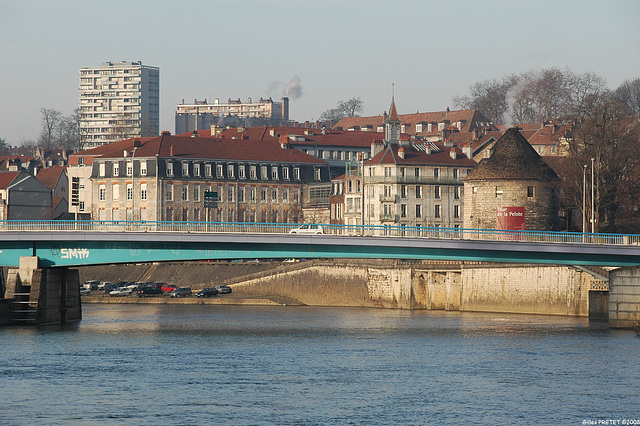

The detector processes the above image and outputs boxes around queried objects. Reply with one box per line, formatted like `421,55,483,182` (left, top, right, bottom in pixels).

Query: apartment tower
78,61,159,149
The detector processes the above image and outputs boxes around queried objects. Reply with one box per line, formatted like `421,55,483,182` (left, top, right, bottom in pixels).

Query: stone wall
609,266,640,328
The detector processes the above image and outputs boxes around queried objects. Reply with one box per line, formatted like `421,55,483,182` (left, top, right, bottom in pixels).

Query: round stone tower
463,128,561,231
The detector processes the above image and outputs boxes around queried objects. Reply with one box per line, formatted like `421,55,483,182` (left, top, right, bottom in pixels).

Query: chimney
269,129,278,137
398,147,405,159
191,130,199,138
450,148,457,160
425,144,431,155
463,144,472,159
170,145,174,156
371,140,385,157
279,135,289,149
124,150,128,157
321,125,326,135
134,139,142,147
472,129,478,140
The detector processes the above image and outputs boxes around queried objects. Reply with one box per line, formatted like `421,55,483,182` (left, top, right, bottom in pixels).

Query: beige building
175,97,289,134
331,98,476,230
79,61,159,150
67,132,330,223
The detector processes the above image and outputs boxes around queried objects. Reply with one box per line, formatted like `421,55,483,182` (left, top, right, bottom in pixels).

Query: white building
78,61,159,150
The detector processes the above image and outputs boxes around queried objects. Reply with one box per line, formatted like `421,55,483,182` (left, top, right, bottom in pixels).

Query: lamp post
591,157,595,233
583,164,587,234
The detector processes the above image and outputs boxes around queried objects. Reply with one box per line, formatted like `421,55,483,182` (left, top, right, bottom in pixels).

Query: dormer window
227,164,234,179
216,164,223,178
113,162,119,177
166,161,173,177
182,163,189,177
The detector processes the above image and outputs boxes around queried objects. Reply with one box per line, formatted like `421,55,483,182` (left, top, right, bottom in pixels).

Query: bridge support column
609,266,640,329
2,257,82,325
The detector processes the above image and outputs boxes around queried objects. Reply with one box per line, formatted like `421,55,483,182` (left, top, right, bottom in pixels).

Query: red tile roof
35,166,66,190
71,133,326,164
369,143,476,167
0,171,20,189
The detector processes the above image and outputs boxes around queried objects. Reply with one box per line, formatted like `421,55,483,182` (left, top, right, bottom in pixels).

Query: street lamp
583,164,587,234
591,157,595,233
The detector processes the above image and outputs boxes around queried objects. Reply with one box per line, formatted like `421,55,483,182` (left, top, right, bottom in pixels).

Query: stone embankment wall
76,260,605,316
608,266,640,328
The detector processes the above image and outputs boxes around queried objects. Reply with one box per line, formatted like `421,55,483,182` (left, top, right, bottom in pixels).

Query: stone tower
463,128,561,231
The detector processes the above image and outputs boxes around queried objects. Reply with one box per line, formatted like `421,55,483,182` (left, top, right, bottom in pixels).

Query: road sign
204,191,218,208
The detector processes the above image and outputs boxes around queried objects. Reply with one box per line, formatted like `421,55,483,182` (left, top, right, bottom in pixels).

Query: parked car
288,224,324,235
98,281,112,290
110,287,133,297
102,283,119,294
214,285,232,294
169,287,192,298
161,284,178,293
196,288,219,298
80,287,91,295
83,280,100,290
137,286,163,297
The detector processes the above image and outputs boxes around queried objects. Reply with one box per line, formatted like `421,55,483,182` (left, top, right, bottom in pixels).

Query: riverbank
81,294,304,306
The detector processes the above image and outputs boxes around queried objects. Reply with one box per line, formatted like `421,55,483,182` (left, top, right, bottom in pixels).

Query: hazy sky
1,0,638,146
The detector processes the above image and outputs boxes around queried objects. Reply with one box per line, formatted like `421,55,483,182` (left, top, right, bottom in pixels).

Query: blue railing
1,220,639,246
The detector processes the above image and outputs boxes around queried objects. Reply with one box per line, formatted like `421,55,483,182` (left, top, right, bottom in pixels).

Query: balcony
379,213,396,222
367,176,462,185
379,194,397,203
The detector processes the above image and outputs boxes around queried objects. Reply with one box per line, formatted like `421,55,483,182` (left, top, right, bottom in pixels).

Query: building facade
331,98,476,230
79,61,159,150
68,132,330,223
175,97,289,134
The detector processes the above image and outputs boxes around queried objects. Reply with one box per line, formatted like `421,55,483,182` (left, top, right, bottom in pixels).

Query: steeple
384,85,401,143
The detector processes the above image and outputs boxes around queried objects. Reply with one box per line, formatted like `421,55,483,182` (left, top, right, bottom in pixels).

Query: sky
1,0,639,146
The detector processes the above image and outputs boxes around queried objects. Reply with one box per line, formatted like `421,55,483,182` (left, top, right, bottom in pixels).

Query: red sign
496,207,526,230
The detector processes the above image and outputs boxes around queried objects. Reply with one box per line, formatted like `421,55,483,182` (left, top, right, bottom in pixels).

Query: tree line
455,68,640,234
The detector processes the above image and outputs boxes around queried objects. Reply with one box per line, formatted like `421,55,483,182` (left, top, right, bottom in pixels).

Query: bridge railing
2,220,640,246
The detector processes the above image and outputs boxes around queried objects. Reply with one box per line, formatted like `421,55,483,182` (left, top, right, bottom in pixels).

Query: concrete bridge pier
609,266,640,329
1,257,82,325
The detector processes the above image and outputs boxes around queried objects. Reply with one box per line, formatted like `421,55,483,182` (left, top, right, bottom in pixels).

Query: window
260,189,267,202
126,161,133,176
99,163,106,177
166,162,173,177
127,184,133,201
293,167,300,180
528,186,535,197
496,186,504,196
384,167,391,177
182,163,189,177
282,189,288,203
271,166,278,180
435,186,441,199
205,164,212,178
454,186,461,200
227,187,234,202
401,204,407,218
140,161,147,176
112,184,120,201
165,184,173,201
473,186,478,194
433,168,440,179
282,167,289,180
314,168,321,181
453,168,458,179
182,186,188,201
416,186,422,199
216,164,223,178
227,164,234,179
250,166,257,180
99,184,106,201
435,205,441,218
454,205,460,219
249,188,256,202
140,184,147,200
271,189,278,202
239,165,245,179
357,180,361,193
238,188,245,202
261,166,268,180
400,167,405,178
348,181,353,193
193,163,200,177
401,185,407,198
416,204,422,218
113,162,119,177
194,187,200,201
415,167,420,178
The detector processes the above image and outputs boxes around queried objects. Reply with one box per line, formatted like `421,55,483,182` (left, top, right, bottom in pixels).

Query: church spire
384,84,401,143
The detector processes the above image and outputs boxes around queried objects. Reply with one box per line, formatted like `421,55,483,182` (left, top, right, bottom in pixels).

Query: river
1,304,638,425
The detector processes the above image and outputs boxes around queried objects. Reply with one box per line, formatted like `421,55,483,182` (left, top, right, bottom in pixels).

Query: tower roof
386,96,400,123
465,127,559,181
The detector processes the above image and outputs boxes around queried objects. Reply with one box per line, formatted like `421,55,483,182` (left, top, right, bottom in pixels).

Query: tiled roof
35,166,65,190
465,128,559,181
368,143,476,167
0,171,20,189
71,133,326,164
335,109,494,136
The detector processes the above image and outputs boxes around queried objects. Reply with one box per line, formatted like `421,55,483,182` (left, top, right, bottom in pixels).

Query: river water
1,304,639,425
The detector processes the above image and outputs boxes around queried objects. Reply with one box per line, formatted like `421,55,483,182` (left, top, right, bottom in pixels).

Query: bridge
2,220,640,267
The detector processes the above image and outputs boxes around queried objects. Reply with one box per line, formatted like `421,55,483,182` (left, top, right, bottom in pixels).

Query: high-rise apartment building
78,61,159,149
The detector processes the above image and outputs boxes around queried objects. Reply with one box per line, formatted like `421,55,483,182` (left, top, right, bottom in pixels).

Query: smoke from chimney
266,75,303,100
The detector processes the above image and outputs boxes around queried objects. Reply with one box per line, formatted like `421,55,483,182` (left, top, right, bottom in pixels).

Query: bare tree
453,75,517,125
39,108,63,150
0,138,8,155
614,78,640,115
320,97,364,122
